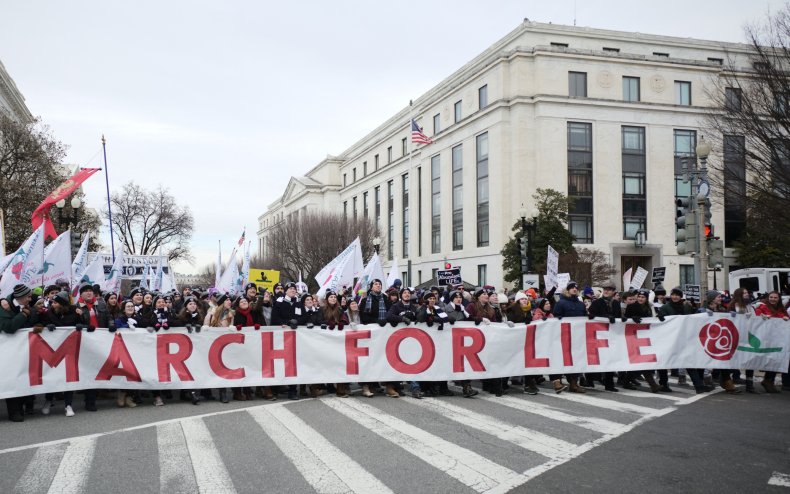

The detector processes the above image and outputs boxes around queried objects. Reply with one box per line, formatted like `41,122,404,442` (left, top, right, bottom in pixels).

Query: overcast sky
0,0,781,274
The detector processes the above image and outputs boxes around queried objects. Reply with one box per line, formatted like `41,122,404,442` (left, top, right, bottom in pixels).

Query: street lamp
519,205,538,283
634,229,646,248
56,196,83,257
695,136,712,298
372,236,381,255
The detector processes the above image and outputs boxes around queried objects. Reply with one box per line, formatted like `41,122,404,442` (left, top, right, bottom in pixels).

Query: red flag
31,168,100,240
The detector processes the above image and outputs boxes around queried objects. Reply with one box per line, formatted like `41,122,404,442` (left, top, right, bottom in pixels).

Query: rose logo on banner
699,319,739,360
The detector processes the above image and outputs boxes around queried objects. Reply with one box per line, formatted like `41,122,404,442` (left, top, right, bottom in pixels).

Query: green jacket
0,295,39,334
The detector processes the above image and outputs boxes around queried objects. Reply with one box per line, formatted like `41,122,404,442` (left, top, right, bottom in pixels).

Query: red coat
755,303,787,318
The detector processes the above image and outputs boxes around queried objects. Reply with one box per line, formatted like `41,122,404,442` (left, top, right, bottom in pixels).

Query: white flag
41,230,72,287
19,224,46,288
296,272,308,295
215,241,222,289
622,268,633,291
386,257,400,290
0,225,45,297
0,253,13,274
153,251,165,292
354,253,386,294
167,266,178,293
217,248,238,294
240,241,251,288
315,238,363,299
75,255,106,293
71,232,91,288
104,248,125,294
139,263,150,290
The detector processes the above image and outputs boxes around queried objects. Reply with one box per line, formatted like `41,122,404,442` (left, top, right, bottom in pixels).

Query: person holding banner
40,291,80,416
1,284,41,422
730,288,757,393
550,282,587,394
466,289,505,396
701,290,742,394
623,290,662,393
755,291,790,393
587,280,621,392
270,283,302,400
417,292,452,398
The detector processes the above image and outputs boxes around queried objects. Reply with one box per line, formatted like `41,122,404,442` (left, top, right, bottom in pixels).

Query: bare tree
106,181,194,262
0,115,68,250
704,6,790,264
559,248,618,288
265,211,379,292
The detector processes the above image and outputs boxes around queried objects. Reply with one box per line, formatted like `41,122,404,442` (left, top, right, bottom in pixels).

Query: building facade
258,20,756,291
0,59,33,123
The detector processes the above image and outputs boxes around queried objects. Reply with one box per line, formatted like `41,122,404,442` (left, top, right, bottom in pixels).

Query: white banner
316,238,363,299
546,245,559,289
41,230,72,287
629,266,649,290
0,224,45,297
71,233,91,287
1,314,788,399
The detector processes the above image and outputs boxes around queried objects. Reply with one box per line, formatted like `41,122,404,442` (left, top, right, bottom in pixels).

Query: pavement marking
322,397,527,493
406,397,578,458
180,418,236,494
157,422,199,494
13,442,67,494
769,471,790,487
541,390,662,415
248,406,393,494
45,437,96,494
611,389,686,401
465,391,626,435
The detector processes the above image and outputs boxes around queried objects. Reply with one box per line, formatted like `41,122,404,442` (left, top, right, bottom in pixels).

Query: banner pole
102,135,116,262
0,209,5,257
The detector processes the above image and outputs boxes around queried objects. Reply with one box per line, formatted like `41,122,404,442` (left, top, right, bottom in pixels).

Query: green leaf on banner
748,332,761,349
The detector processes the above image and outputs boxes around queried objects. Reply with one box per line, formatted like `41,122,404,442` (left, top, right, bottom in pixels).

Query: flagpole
0,209,5,257
102,135,116,262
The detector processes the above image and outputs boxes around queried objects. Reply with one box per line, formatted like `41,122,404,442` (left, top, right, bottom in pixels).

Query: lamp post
56,196,82,257
695,136,712,299
372,236,381,255
634,229,646,248
519,206,538,288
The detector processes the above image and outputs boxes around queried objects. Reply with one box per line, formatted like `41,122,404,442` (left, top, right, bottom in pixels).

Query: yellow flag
248,268,280,292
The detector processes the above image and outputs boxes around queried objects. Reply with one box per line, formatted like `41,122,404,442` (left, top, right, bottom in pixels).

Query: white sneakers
41,401,52,415
153,396,164,406
65,405,75,417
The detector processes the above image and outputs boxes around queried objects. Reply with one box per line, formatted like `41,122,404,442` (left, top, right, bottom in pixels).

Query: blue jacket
552,294,587,318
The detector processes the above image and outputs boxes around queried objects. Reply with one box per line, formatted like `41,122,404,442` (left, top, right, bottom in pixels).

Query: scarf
236,306,253,326
365,292,387,319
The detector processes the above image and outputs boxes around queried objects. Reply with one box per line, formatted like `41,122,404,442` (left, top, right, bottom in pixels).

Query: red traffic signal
704,225,713,238
444,262,452,270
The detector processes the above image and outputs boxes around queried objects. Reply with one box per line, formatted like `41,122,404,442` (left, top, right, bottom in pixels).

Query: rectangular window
387,146,392,164
454,101,462,123
375,154,379,170
725,87,742,111
402,271,408,286
708,57,723,65
352,196,357,220
375,186,381,225
603,47,620,53
402,137,407,156
679,264,695,287
433,113,440,135
363,191,369,219
452,144,463,250
653,52,669,57
478,84,488,109
551,42,568,48
623,76,640,102
476,133,489,247
569,71,587,97
431,155,441,253
387,181,394,260
568,122,593,243
353,168,357,182
477,264,487,286
363,161,367,177
402,173,409,258
343,201,348,219
723,135,746,247
343,173,347,187
622,126,646,241
675,81,691,105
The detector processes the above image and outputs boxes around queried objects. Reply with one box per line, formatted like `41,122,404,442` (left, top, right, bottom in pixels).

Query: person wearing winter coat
232,296,264,329
549,282,586,394
38,292,82,417
177,297,205,331
505,292,532,324
1,285,41,422
415,292,452,398
531,298,555,320
206,293,234,328
75,283,112,330
298,294,324,327
152,295,177,330
386,288,420,326
621,290,662,393
586,280,621,392
465,289,500,324
359,279,389,325
755,291,789,393
270,283,302,329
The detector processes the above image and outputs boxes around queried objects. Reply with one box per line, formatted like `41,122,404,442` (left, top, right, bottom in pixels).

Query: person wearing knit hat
1,284,40,421
40,292,82,417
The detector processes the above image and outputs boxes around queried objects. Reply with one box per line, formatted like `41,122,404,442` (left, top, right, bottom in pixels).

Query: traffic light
708,238,724,269
675,198,697,255
517,236,528,273
444,262,452,270
71,233,82,258
701,198,713,238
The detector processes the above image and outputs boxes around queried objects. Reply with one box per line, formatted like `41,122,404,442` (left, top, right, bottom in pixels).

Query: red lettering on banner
209,333,246,379
28,331,82,386
585,322,610,365
624,324,657,363
560,322,573,366
524,324,549,368
262,330,297,378
385,327,435,374
452,327,486,372
157,333,194,382
95,333,142,382
345,330,371,375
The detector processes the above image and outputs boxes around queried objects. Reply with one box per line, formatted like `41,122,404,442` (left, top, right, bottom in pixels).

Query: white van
728,268,790,301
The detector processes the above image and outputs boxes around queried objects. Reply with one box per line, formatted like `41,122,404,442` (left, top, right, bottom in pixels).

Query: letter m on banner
28,332,82,386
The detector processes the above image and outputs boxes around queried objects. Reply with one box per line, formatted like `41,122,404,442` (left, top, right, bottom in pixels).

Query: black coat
271,296,302,326
387,300,420,324
76,299,111,327
588,297,622,318
298,307,324,326
360,291,390,324
43,305,81,326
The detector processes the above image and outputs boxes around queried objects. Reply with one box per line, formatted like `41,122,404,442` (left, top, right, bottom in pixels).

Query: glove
32,324,44,334
155,323,162,330
426,316,434,327
377,319,386,327
437,323,444,331
288,320,298,330
350,323,358,330
109,325,117,332
633,316,641,324
328,323,335,330
657,314,665,322
254,324,261,330
608,316,616,324
481,318,491,324
506,321,514,328
542,316,548,321
187,325,193,333
337,323,344,331
46,324,56,332
588,313,595,320
163,323,169,330
321,324,328,330
474,319,481,325
390,321,398,327
706,309,714,317
448,319,455,325
75,323,85,332
307,323,314,329
196,326,203,333
235,324,243,331
147,327,155,333
87,325,96,333
730,311,737,318
402,315,413,324
621,317,628,323
556,315,563,320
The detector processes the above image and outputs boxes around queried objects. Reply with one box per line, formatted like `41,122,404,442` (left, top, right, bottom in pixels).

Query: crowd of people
1,276,788,423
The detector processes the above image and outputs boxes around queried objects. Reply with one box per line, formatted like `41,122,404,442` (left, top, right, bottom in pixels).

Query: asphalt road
0,379,787,493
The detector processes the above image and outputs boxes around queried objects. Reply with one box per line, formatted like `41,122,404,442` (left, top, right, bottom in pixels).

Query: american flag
411,119,433,145
238,229,245,246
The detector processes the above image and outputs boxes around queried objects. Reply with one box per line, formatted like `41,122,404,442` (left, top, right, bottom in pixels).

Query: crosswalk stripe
406,397,578,458
248,406,393,494
542,391,662,415
467,391,626,435
157,423,199,494
768,471,790,487
14,443,67,494
180,418,236,493
322,398,526,493
45,437,96,494
613,389,686,401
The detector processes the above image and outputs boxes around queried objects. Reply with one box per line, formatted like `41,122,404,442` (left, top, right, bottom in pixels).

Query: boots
116,391,126,408
264,387,276,401
219,389,229,403
722,379,742,394
761,380,779,393
568,377,586,393
462,383,479,398
309,385,326,398
524,377,539,395
361,385,374,397
335,384,349,398
553,379,567,394
385,384,400,398
678,375,688,386
745,380,756,394
643,373,660,393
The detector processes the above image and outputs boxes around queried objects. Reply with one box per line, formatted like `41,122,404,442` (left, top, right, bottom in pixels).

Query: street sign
651,267,666,283
437,268,462,286
522,274,539,291
684,284,701,302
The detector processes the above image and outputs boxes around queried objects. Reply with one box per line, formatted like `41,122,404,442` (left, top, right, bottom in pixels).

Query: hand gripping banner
1,313,788,399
